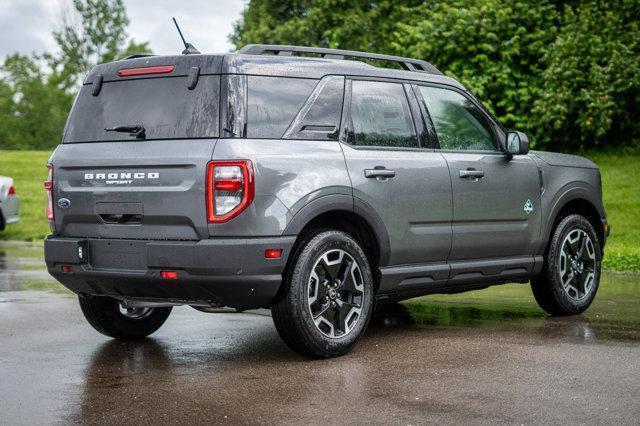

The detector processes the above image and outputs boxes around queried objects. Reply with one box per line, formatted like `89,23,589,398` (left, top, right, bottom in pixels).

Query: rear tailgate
51,140,215,240
50,55,223,240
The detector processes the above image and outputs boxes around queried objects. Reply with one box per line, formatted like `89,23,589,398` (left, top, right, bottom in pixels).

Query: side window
418,86,498,151
349,80,418,148
247,76,317,138
283,76,344,141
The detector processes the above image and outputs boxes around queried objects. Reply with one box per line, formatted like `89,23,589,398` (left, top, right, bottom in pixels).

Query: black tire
531,214,602,315
78,295,172,339
271,230,374,358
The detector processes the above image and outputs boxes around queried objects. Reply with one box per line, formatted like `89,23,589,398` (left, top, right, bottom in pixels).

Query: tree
48,0,150,90
532,0,640,151
0,54,72,149
0,0,151,149
231,0,640,152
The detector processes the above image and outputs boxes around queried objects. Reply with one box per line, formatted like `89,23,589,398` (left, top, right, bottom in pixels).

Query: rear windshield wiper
104,125,146,140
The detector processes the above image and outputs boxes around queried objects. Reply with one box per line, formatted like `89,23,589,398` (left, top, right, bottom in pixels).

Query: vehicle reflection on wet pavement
1,242,639,424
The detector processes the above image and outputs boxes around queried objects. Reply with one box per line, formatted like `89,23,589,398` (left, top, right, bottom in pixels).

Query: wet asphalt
1,242,639,425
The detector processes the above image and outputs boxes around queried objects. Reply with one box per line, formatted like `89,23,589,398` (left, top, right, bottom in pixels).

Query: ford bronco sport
44,44,608,357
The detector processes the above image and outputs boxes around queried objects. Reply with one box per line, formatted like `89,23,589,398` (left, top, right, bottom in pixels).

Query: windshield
63,75,220,143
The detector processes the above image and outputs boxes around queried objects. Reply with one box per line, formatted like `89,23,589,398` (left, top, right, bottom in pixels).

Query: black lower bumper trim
45,236,296,309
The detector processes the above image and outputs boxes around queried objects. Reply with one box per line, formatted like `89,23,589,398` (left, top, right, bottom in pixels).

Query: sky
0,0,246,60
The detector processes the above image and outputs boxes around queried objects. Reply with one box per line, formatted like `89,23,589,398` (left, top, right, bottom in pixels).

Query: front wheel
78,295,172,339
271,230,374,358
531,214,602,315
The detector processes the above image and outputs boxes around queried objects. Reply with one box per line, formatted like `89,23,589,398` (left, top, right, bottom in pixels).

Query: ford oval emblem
58,198,71,209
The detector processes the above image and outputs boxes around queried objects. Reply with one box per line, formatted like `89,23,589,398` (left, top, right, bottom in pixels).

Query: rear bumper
44,236,296,309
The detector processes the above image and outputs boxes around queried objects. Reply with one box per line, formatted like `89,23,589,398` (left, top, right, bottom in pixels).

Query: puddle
1,241,639,342
0,242,71,294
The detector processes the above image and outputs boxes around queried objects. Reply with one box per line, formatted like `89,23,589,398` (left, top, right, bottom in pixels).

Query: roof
84,48,464,90
222,54,464,89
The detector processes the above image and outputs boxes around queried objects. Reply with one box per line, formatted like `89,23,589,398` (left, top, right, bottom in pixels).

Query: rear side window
348,80,417,148
247,76,317,138
283,76,344,141
63,75,220,142
418,86,498,151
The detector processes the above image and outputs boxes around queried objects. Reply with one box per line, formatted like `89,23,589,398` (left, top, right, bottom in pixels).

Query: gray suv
44,45,608,357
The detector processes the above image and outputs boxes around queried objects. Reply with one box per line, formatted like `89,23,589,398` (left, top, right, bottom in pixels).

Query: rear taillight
206,160,254,223
7,186,15,195
45,164,54,221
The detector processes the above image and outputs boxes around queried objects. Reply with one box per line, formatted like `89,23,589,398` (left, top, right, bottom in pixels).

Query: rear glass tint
247,76,317,138
283,76,344,141
63,75,220,143
349,80,417,148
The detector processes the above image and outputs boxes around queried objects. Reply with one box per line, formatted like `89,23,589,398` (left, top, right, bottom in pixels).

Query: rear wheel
531,214,601,315
271,230,374,358
78,295,172,339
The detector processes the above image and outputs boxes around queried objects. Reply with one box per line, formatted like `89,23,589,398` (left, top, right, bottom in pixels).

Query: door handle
364,168,396,179
459,169,484,179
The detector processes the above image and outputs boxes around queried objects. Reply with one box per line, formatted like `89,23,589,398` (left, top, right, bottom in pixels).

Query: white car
0,176,19,230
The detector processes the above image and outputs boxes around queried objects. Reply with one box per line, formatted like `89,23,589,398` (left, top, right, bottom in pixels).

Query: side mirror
506,131,529,156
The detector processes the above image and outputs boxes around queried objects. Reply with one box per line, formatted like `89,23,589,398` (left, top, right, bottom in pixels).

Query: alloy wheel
307,249,365,338
558,228,597,301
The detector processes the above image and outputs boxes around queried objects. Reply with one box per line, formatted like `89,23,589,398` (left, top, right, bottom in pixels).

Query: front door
415,84,542,264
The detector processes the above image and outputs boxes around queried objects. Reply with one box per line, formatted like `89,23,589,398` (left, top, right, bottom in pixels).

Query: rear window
63,75,220,143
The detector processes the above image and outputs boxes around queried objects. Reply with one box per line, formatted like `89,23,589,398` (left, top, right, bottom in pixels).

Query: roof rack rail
237,44,442,75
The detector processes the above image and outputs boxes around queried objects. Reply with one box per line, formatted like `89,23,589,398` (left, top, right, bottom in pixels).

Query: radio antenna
172,17,200,55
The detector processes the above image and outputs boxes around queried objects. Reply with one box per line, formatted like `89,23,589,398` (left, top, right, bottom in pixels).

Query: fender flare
283,194,391,267
540,182,604,252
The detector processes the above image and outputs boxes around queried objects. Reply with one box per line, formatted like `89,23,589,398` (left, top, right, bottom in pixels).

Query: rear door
415,84,541,264
50,60,222,240
340,79,452,274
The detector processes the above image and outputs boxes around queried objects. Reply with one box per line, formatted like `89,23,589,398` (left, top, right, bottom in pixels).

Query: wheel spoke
337,256,353,287
314,301,332,321
318,261,334,282
334,300,357,335
567,230,583,256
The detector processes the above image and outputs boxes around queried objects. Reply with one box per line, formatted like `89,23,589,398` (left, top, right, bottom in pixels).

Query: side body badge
524,199,533,215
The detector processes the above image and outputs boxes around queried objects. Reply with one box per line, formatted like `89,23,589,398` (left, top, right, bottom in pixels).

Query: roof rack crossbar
238,44,441,75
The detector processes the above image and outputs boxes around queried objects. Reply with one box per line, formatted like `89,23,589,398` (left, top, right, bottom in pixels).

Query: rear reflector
61,265,74,273
45,164,54,222
265,249,283,259
160,271,178,279
118,65,175,77
8,186,15,195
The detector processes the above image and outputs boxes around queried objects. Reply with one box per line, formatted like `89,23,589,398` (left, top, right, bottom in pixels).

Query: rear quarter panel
209,138,352,236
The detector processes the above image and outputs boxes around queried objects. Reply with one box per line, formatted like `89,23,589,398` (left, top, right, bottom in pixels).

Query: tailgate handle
99,213,143,224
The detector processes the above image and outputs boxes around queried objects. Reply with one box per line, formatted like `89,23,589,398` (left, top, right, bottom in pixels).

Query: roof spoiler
238,44,442,75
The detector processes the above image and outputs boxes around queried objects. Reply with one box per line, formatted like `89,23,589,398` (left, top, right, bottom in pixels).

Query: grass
586,153,640,272
0,151,51,241
0,150,638,271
